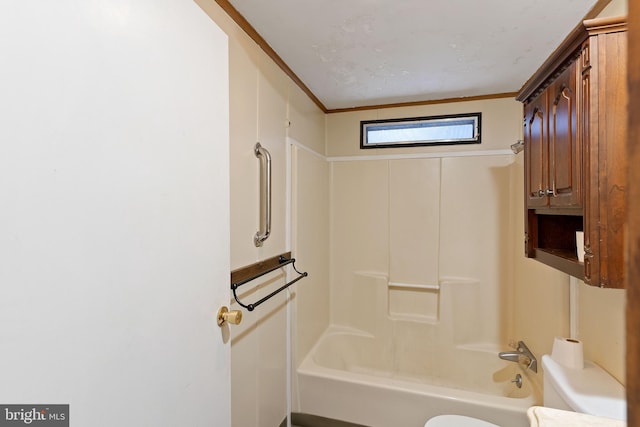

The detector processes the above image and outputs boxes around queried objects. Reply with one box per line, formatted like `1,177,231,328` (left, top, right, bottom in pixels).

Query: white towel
527,406,626,427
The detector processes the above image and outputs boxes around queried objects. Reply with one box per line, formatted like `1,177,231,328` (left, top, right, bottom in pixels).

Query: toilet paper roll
551,337,584,369
576,231,585,262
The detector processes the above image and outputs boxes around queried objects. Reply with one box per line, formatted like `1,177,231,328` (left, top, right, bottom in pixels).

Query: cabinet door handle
537,190,546,197
546,189,556,196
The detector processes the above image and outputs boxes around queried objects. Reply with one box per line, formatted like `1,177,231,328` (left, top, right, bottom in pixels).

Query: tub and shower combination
297,327,539,427
295,278,541,427
294,155,538,426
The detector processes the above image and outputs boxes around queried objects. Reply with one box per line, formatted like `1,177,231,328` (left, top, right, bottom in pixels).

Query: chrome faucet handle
511,374,523,388
499,340,538,373
519,354,531,367
516,340,538,373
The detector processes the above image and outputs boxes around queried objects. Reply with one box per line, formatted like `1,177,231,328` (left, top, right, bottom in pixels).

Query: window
360,112,481,149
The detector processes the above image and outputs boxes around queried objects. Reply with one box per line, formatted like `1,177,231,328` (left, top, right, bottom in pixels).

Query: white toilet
424,414,500,427
540,354,626,420
424,354,626,427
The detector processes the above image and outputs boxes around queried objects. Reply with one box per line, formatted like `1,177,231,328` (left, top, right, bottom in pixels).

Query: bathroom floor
285,413,369,427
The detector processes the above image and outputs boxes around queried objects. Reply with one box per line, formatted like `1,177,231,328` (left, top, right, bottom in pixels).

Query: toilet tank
542,355,626,420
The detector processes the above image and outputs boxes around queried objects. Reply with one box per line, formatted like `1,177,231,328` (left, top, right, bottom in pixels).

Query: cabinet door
548,62,581,208
524,93,548,208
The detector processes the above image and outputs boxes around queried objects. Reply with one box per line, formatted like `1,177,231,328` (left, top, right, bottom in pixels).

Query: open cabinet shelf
533,248,584,280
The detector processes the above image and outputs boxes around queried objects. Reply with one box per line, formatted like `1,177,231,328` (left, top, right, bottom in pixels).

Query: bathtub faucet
498,340,537,373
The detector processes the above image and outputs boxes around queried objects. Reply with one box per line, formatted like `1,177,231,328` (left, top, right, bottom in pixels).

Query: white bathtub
296,327,542,427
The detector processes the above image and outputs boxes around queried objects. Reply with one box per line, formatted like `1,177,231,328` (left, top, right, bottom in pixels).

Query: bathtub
296,327,542,427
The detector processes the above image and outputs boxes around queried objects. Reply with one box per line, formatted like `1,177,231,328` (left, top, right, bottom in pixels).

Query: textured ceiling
226,0,600,110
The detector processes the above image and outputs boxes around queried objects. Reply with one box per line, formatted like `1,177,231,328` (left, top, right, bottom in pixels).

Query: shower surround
329,156,516,346
294,150,533,425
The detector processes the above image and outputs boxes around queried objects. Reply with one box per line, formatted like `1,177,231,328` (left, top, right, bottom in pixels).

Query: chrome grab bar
254,142,271,247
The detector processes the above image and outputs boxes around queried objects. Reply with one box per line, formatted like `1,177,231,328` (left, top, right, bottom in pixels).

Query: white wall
0,2,231,425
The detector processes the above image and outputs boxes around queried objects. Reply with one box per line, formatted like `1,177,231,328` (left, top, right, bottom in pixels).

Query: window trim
360,112,482,149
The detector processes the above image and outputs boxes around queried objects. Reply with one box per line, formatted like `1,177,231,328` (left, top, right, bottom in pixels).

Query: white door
0,2,230,426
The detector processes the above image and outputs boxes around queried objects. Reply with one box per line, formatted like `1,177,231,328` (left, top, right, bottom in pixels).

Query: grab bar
254,142,271,247
230,252,308,312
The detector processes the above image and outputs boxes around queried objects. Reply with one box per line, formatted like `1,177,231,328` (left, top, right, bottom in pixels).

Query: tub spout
498,351,521,363
498,341,537,373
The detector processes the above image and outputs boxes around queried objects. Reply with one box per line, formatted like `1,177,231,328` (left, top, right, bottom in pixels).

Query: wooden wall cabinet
518,16,627,288
524,61,581,210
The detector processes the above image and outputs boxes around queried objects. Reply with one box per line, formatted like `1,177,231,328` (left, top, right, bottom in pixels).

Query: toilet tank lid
542,355,626,420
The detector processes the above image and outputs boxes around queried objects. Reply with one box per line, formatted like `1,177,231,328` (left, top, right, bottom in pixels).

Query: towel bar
230,252,308,312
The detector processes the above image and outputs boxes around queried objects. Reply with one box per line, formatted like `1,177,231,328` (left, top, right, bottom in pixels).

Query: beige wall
197,2,327,426
600,0,627,17
577,284,625,382
327,97,522,157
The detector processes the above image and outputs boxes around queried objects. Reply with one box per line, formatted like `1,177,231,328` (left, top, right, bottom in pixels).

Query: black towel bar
230,252,308,312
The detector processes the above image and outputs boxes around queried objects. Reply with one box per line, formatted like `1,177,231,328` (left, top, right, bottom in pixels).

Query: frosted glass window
361,113,481,148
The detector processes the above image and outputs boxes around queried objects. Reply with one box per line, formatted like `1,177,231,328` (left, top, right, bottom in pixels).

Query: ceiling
224,0,601,111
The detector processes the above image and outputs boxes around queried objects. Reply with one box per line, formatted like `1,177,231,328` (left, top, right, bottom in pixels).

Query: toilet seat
424,414,500,427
